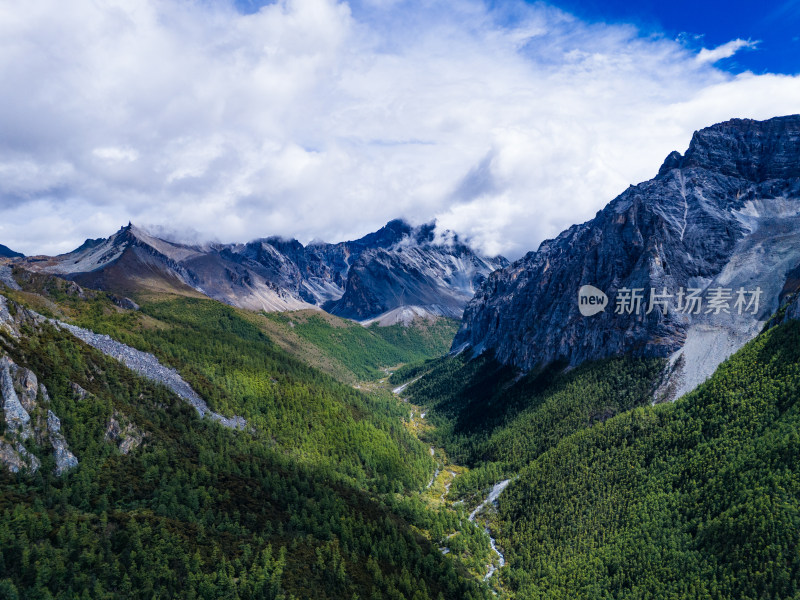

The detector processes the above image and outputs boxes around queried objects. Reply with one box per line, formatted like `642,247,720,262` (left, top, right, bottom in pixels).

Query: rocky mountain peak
660,115,800,182
454,114,800,398
12,218,505,324
352,218,416,249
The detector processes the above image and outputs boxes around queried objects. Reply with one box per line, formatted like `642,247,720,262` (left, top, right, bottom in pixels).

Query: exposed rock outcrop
104,411,145,455
0,265,21,290
1,358,33,440
47,410,79,475
56,320,246,430
3,290,245,435
1,354,78,475
0,439,39,473
0,292,42,339
11,363,38,412
70,382,89,401
455,115,800,398
324,224,507,321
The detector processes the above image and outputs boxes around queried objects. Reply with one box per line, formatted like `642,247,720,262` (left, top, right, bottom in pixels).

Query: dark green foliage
69,298,434,490
405,352,663,479
8,271,800,598
387,356,449,386
494,320,800,599
0,299,491,600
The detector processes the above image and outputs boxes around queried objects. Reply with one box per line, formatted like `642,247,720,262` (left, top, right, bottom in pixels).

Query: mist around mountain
16,219,506,327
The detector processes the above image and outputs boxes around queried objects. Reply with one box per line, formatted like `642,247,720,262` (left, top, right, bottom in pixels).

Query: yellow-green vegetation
0,284,491,600
261,311,459,381
398,406,497,586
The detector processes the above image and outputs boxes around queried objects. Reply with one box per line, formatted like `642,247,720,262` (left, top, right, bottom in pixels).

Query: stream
426,467,441,489
390,377,510,583
468,479,511,580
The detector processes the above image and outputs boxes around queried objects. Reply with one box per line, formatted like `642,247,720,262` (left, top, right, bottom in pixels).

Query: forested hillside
4,267,800,599
402,318,800,599
401,353,663,501
495,318,800,599
0,276,491,599
259,311,458,382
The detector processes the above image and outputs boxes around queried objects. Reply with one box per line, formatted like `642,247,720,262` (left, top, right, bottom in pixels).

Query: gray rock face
19,219,505,322
47,409,79,475
70,382,89,401
773,263,800,325
105,411,144,455
10,364,38,412
1,358,32,440
0,345,77,475
324,225,508,321
0,265,21,290
786,297,800,322
455,115,800,396
0,292,45,340
47,409,61,433
0,440,39,473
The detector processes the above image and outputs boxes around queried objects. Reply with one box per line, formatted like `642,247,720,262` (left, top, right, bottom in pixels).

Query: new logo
578,285,608,316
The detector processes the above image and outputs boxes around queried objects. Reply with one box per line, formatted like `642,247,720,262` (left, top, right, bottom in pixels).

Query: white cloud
93,147,139,162
0,0,797,258
696,38,758,64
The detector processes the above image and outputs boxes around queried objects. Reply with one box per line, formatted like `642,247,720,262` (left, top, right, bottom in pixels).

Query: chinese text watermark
578,285,762,317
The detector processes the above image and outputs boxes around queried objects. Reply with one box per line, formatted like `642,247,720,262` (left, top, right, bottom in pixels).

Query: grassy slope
260,311,459,382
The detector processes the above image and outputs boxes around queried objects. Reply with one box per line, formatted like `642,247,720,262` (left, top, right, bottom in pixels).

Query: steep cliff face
454,115,800,396
0,295,78,475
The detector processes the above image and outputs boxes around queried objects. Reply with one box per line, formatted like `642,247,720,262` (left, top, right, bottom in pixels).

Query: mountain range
2,114,800,599
15,219,507,325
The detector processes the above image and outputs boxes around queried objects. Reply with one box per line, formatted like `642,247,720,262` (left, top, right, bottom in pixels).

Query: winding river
468,479,511,580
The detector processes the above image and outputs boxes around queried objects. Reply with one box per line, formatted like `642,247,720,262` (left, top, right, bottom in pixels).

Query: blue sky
0,0,798,257
544,0,799,74
233,0,800,74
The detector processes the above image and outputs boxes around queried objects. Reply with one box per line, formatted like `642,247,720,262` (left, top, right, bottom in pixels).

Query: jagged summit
17,219,506,324
324,221,507,321
455,114,800,398
352,218,416,248
673,115,800,181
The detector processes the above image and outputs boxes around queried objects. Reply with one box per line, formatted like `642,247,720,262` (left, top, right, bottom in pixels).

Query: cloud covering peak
0,0,798,258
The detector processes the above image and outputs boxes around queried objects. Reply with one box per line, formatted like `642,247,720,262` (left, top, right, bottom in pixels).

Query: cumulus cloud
0,0,798,258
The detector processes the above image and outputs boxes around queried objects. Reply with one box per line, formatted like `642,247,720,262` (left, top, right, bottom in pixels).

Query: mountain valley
1,115,800,599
